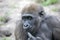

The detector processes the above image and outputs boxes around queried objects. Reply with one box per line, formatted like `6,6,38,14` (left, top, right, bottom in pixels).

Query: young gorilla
15,3,60,40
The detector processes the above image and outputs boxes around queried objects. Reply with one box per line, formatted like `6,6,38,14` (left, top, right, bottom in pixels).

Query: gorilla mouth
23,26,32,31
23,27,28,30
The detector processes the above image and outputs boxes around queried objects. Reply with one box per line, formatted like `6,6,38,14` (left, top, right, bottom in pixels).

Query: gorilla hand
28,32,42,40
28,32,36,40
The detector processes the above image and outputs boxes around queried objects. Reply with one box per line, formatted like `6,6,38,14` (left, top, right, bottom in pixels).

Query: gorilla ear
39,11,45,17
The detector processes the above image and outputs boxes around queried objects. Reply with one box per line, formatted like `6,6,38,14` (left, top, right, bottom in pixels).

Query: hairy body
15,3,60,40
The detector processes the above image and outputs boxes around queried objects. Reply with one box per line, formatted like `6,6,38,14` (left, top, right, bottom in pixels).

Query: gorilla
0,26,12,37
0,17,12,37
0,30,12,37
15,3,60,40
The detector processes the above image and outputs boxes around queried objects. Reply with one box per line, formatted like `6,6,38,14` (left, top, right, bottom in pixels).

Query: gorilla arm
45,16,60,40
36,21,52,40
27,21,52,40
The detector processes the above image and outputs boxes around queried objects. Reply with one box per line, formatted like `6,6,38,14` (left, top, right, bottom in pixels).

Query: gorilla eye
22,16,33,20
22,17,25,20
27,16,33,20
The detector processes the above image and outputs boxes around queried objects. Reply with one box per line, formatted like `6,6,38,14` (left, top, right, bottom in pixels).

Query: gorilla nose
24,25,29,27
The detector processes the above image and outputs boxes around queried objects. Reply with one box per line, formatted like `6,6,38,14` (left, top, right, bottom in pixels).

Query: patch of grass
41,0,58,6
0,16,8,26
2,37,11,40
52,8,60,12
0,16,6,22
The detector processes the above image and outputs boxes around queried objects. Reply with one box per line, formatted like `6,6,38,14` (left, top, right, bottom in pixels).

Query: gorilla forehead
22,13,38,17
22,3,44,14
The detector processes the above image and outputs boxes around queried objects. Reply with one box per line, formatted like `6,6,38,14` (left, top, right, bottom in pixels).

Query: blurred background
0,0,60,40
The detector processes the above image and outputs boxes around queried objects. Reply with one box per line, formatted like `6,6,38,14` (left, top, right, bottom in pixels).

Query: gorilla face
21,9,45,33
22,14,36,31
22,14,40,32
21,4,45,32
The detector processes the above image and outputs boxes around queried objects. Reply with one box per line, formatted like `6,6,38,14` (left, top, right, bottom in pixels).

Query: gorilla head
21,4,45,33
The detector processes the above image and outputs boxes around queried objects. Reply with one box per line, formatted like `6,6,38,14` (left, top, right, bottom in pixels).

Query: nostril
26,25,28,27
24,25,28,27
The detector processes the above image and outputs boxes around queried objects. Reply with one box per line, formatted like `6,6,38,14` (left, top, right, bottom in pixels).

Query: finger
28,38,30,40
28,32,34,38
